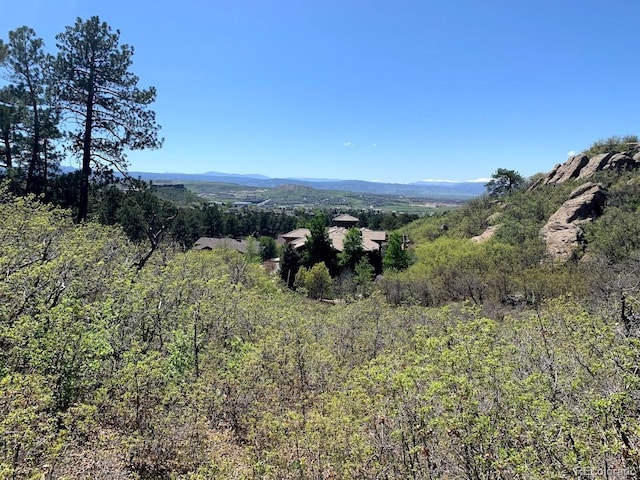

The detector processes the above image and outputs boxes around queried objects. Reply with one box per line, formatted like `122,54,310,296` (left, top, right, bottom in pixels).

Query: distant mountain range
125,170,487,200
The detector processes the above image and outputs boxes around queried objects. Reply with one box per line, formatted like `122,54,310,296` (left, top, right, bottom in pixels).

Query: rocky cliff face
539,182,606,260
531,152,640,189
528,150,640,260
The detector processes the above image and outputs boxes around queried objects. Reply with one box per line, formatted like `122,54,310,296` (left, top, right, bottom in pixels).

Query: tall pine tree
54,16,162,221
3,27,53,193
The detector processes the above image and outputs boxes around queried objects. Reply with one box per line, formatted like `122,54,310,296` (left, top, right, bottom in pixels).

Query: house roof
328,226,382,252
282,226,386,252
327,226,347,251
333,213,359,223
361,228,387,243
281,228,311,241
193,237,249,253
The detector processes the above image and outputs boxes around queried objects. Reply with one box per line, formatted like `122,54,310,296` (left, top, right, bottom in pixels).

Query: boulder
540,182,606,260
471,224,501,243
603,153,638,172
532,163,561,188
470,212,503,243
576,153,613,179
538,154,588,185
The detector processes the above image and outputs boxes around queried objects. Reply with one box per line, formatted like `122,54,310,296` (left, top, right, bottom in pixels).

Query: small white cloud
371,143,377,147
343,142,354,147
567,150,576,156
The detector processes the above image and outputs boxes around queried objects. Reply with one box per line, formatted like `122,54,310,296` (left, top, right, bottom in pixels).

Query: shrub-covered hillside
384,152,640,311
3,176,640,478
5,13,640,478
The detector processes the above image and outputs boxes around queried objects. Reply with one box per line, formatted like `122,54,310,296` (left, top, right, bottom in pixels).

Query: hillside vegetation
386,153,640,310
4,152,640,478
3,15,640,477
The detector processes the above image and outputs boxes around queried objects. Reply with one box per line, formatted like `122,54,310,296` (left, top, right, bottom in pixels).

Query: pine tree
339,227,364,272
280,243,301,288
303,214,338,275
54,16,162,221
3,27,55,193
383,232,410,272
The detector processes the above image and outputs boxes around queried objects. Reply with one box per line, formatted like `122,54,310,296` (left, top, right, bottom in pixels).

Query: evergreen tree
303,214,338,275
485,168,525,197
339,227,364,272
383,231,410,272
170,208,202,250
259,236,277,261
0,85,22,169
54,16,162,221
2,27,56,194
202,204,223,237
280,243,301,288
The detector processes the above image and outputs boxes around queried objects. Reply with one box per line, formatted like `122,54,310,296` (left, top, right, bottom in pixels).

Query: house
281,215,387,253
332,213,359,228
281,228,312,250
193,237,249,254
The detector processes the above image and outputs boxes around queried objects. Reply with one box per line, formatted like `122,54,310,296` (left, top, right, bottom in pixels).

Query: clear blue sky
3,0,639,183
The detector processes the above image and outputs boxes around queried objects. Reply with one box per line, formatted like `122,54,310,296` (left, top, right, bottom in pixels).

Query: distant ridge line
58,167,485,200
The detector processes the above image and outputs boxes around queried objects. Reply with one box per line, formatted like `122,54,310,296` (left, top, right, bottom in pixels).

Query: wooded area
3,178,640,478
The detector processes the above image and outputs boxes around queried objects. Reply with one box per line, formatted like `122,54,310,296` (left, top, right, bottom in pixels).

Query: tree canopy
54,16,162,221
338,227,364,272
485,168,525,197
1,27,59,194
383,231,410,272
303,213,338,275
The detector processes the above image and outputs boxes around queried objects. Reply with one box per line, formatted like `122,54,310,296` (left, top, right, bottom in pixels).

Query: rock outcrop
544,154,589,185
603,153,637,172
471,212,502,243
471,225,500,243
539,182,606,260
575,153,613,179
532,152,639,188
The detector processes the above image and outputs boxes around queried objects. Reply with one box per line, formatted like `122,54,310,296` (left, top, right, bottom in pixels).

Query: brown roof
281,228,311,241
327,226,347,251
328,227,381,252
361,228,387,243
290,237,308,249
333,213,359,223
283,226,386,252
193,237,249,253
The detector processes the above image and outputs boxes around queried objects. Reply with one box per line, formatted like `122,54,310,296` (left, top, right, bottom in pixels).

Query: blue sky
3,1,639,183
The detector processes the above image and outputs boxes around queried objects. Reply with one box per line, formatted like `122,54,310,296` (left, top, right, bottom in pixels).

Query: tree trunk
42,138,48,196
25,77,41,195
1,128,11,168
77,70,95,223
